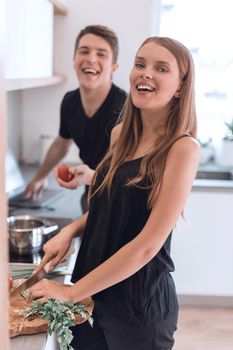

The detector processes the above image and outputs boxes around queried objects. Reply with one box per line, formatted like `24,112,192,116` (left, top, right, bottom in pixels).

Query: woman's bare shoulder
110,123,123,146
164,136,200,174
170,136,200,157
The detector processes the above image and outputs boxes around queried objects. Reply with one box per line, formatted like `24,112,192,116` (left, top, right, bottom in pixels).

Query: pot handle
43,223,59,235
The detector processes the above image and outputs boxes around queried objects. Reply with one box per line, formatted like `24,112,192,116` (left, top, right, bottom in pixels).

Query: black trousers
71,300,178,350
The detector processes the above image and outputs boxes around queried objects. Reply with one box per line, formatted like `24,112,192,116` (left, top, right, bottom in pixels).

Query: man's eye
79,50,89,55
98,53,107,57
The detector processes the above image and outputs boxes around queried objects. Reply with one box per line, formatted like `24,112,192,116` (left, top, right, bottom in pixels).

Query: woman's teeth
137,84,155,92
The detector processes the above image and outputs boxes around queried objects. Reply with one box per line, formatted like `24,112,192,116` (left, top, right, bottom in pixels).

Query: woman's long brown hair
90,37,197,209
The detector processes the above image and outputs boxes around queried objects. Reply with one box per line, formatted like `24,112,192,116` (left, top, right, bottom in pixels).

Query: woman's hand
29,279,73,303
34,229,73,274
55,164,95,190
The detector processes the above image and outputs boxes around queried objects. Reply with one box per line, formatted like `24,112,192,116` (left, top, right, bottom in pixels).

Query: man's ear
111,63,119,75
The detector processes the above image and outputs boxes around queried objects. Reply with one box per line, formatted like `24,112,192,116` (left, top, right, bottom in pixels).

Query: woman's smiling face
130,41,181,114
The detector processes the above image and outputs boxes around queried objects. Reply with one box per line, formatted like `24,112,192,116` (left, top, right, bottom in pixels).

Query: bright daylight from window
159,0,233,147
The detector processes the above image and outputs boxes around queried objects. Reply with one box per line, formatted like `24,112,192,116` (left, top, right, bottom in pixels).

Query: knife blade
10,264,49,298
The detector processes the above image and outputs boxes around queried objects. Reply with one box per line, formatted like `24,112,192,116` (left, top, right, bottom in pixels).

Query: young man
24,25,127,212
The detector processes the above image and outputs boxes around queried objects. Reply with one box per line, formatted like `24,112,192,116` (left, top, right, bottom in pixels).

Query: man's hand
55,164,95,190
24,178,48,199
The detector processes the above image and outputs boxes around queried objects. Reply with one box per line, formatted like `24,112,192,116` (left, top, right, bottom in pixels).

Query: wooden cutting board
9,291,94,337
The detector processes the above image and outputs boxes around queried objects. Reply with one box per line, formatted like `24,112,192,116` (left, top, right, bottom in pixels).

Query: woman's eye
158,66,168,73
135,63,144,68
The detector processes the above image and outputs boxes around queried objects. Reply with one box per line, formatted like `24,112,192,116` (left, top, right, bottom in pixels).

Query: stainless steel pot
7,215,58,255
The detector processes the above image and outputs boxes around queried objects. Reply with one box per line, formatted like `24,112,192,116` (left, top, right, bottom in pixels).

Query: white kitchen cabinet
5,0,68,159
5,0,68,91
172,188,233,297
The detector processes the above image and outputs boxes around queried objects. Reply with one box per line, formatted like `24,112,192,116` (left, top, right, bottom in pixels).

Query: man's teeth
137,84,155,92
83,68,98,74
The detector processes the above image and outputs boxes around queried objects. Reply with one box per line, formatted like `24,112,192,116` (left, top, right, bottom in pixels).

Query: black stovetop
9,217,72,264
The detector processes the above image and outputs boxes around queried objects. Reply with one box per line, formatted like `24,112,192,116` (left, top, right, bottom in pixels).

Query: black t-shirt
59,84,127,169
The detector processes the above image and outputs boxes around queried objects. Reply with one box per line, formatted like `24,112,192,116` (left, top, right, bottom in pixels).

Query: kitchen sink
195,170,233,181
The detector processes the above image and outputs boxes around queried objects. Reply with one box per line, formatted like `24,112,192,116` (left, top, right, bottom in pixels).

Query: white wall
19,0,157,163
7,91,22,159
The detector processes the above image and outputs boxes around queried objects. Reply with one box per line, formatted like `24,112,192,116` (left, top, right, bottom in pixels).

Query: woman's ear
174,84,182,98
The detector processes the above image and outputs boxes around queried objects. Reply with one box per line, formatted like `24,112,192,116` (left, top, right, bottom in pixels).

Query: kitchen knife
10,263,49,298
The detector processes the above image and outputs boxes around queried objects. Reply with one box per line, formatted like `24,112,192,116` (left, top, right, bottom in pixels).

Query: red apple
57,164,75,182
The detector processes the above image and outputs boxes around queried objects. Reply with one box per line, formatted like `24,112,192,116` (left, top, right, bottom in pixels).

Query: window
157,0,233,144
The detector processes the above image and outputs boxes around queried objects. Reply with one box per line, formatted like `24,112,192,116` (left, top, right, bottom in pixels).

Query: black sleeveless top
71,157,178,326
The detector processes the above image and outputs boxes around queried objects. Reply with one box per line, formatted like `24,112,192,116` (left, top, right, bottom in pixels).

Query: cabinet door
5,0,53,79
172,190,233,296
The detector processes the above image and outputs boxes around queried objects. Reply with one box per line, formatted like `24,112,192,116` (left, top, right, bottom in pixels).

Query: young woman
30,36,200,349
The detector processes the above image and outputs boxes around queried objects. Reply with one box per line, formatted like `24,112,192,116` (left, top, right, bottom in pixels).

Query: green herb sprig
20,299,93,350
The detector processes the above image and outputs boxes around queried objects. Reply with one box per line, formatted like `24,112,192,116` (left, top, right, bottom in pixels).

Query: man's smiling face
73,33,118,91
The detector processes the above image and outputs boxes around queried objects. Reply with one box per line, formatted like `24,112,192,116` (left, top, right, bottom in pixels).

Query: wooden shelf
49,0,68,15
6,75,67,92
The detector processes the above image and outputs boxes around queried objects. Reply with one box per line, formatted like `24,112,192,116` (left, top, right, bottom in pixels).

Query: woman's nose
140,71,153,80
